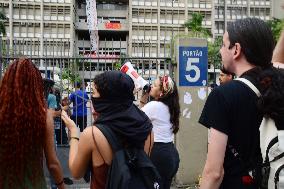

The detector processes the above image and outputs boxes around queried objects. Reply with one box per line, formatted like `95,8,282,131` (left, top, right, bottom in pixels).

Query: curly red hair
0,58,47,188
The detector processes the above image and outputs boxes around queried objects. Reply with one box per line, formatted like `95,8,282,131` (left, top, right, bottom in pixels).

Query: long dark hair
158,77,180,134
257,67,284,129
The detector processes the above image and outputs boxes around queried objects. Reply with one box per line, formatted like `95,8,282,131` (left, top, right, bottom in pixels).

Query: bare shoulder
84,125,113,164
81,126,109,147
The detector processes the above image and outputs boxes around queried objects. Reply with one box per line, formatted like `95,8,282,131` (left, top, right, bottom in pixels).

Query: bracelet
55,179,64,186
70,136,79,141
140,101,146,104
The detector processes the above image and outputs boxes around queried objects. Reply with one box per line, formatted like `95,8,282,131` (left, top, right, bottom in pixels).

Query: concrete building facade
0,0,75,57
0,0,279,57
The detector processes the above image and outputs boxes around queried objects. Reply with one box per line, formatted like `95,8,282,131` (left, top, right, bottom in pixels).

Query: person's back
69,82,89,132
0,58,65,189
69,83,88,117
140,75,180,189
61,71,153,189
201,75,263,186
199,18,275,189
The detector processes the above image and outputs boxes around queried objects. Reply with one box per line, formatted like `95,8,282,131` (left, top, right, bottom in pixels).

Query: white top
273,62,284,69
142,101,174,143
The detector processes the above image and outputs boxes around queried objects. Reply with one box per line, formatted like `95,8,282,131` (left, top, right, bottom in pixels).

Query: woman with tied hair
140,75,181,189
0,58,65,189
61,71,153,189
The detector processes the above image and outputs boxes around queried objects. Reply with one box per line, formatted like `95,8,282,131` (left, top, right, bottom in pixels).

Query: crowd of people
0,16,283,189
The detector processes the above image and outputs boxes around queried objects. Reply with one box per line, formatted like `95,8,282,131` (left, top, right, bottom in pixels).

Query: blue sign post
179,46,208,87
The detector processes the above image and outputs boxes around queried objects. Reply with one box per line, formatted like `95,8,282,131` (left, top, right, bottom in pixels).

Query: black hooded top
91,71,152,148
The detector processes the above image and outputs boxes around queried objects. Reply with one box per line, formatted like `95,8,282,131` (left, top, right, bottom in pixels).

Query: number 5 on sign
185,58,200,82
179,46,207,87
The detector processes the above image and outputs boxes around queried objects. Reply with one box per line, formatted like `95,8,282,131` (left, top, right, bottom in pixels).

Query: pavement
45,146,198,189
48,111,199,189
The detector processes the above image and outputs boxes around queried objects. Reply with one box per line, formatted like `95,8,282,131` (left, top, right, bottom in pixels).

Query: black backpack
96,124,162,189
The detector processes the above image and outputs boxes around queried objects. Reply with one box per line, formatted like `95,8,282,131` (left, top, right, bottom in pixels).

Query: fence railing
0,48,174,145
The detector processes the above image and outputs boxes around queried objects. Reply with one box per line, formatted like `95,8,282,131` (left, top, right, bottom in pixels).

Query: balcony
97,10,127,18
76,21,88,30
77,40,127,49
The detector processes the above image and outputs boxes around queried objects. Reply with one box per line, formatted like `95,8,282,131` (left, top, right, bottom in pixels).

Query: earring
159,93,163,97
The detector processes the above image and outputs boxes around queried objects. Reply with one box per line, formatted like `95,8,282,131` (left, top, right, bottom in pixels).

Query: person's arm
272,27,284,64
144,131,154,155
139,92,149,108
199,128,227,189
61,110,93,179
44,110,65,189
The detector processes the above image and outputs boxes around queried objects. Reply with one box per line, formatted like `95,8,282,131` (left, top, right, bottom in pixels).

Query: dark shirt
199,68,263,187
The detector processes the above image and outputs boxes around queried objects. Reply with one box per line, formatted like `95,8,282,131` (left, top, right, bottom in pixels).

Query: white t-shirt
273,62,284,69
142,101,174,143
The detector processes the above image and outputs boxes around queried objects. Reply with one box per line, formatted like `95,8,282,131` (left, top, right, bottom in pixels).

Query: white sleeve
141,101,156,121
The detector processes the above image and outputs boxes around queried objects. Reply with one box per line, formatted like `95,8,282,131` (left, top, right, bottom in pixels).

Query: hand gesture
61,110,77,133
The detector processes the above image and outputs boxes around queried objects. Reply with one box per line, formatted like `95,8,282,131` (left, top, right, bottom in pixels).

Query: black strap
96,124,122,152
228,144,254,177
274,164,284,189
228,145,247,168
265,136,278,163
265,136,284,164
271,152,284,163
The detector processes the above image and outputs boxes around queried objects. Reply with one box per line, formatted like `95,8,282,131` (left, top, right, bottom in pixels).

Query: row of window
132,1,212,8
14,0,71,3
12,15,71,21
215,0,270,5
10,33,71,38
131,18,213,26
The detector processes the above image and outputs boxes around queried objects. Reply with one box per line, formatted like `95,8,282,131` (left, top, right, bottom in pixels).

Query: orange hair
0,58,47,188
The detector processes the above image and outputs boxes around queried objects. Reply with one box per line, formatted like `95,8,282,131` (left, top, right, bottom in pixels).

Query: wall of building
272,0,284,19
0,0,74,57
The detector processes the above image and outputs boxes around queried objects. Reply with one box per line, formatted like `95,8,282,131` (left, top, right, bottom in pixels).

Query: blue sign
179,46,208,87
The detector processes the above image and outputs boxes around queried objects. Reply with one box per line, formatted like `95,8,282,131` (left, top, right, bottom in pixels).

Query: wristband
70,136,79,141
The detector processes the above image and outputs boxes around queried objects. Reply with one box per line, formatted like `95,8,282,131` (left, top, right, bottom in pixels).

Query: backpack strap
96,124,122,152
235,78,261,97
275,164,284,189
265,136,278,163
91,126,106,164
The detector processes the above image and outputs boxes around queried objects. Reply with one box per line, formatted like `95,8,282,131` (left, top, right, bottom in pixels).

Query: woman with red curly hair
0,58,65,189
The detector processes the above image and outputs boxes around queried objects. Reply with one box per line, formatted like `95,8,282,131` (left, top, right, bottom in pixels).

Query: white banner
86,0,99,53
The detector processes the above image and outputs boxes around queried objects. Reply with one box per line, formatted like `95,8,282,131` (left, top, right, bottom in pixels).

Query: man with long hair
199,18,275,189
0,58,65,189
